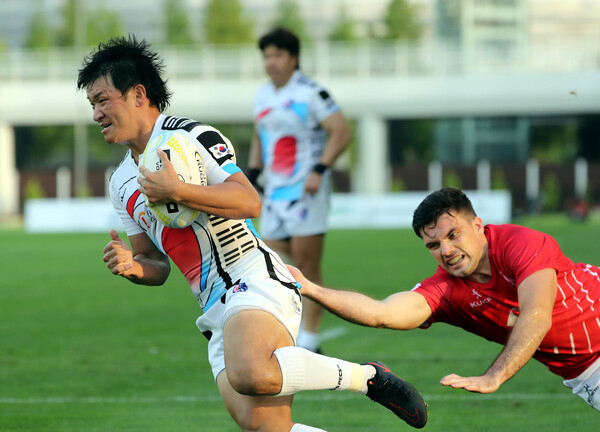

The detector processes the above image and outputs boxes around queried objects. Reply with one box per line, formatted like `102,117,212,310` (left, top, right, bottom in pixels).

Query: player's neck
273,70,296,90
127,110,161,164
465,245,492,284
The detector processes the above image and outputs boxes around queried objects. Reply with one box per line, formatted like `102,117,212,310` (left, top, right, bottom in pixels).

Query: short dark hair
77,35,172,112
412,188,477,238
259,26,300,69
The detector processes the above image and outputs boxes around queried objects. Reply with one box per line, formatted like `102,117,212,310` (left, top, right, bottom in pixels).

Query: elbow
531,310,553,335
245,190,262,219
341,130,353,150
248,199,261,219
541,314,553,334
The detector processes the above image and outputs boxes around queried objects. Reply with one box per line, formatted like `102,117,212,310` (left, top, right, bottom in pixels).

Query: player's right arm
288,265,432,330
103,229,170,285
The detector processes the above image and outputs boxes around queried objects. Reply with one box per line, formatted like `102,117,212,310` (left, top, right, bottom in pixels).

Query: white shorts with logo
260,179,331,240
195,258,303,379
563,356,600,411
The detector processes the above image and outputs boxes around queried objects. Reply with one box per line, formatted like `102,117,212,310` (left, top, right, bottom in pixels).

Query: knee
227,359,282,396
231,405,293,432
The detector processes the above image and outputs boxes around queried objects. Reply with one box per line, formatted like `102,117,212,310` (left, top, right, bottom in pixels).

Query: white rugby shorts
195,270,303,379
563,355,600,411
260,181,331,240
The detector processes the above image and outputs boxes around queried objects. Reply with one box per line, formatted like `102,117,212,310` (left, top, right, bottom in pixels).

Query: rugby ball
139,130,207,229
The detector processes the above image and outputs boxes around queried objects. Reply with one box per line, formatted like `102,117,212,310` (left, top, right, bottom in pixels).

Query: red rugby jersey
413,224,600,379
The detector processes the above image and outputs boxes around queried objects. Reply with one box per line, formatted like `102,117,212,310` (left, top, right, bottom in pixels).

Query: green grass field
2,215,600,431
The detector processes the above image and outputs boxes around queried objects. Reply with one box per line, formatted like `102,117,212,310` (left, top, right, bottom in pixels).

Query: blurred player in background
78,35,428,431
248,27,352,353
291,187,600,411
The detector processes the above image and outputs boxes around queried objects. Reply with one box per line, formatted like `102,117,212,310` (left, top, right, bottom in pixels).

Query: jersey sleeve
109,177,143,236
189,125,242,185
493,225,565,287
310,85,341,124
411,269,454,327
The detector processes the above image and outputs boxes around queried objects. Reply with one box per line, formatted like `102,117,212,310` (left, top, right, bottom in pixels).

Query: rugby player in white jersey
77,36,428,431
248,27,352,354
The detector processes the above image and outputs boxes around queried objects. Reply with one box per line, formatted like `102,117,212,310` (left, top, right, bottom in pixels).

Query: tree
204,0,254,44
86,5,124,47
164,0,196,45
381,0,421,41
56,0,123,47
271,0,308,41
328,5,357,42
23,10,55,48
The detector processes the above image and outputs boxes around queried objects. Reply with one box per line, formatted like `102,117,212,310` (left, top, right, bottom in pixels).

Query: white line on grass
0,392,573,405
319,326,348,342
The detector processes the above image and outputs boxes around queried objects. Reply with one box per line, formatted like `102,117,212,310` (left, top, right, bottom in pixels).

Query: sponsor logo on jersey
469,289,493,309
291,297,302,315
232,282,248,293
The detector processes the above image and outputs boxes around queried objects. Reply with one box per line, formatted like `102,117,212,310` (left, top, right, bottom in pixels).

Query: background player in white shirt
77,36,427,431
248,27,352,353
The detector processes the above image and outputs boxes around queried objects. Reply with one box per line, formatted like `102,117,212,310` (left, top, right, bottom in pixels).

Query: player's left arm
441,268,557,393
138,149,260,220
304,111,352,195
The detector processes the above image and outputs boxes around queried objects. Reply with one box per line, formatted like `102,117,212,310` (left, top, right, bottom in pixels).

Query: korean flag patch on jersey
209,144,231,159
198,130,234,165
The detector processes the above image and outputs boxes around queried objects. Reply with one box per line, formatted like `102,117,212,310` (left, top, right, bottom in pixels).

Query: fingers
139,165,150,177
110,229,120,241
440,374,498,394
440,373,465,388
103,230,133,275
304,172,321,196
286,264,302,280
103,244,133,275
157,148,169,162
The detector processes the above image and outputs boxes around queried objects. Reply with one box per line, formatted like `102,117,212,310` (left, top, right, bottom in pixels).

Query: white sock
273,346,375,396
296,329,320,352
290,423,327,431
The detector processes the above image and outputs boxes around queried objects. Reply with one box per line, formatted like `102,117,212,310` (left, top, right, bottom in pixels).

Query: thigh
290,234,324,281
265,238,292,262
217,370,294,432
223,309,295,375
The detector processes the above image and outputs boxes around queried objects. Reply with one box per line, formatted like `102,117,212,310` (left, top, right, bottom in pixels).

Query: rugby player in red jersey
291,187,600,411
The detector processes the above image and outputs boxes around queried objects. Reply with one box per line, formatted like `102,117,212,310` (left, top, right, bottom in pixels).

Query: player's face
262,45,298,88
420,211,489,281
86,75,138,145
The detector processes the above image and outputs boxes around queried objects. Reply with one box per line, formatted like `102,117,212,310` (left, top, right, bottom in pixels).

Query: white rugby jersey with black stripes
109,114,296,311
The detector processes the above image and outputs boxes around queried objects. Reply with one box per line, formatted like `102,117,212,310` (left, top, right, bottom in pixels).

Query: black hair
412,187,477,238
258,26,300,69
77,35,172,112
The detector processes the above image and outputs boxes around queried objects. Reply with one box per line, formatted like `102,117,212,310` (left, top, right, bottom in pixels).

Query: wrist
247,167,261,185
312,163,329,175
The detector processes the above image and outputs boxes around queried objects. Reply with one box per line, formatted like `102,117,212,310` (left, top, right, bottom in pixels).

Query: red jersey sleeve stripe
127,190,142,219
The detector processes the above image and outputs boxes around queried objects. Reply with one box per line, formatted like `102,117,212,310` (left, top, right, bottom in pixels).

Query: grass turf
1,215,600,431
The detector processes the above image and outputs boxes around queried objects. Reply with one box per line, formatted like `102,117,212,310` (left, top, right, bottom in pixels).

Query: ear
473,216,484,233
133,84,147,107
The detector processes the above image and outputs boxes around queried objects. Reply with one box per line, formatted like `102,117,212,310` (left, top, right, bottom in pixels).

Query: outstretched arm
441,268,556,393
288,265,432,330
